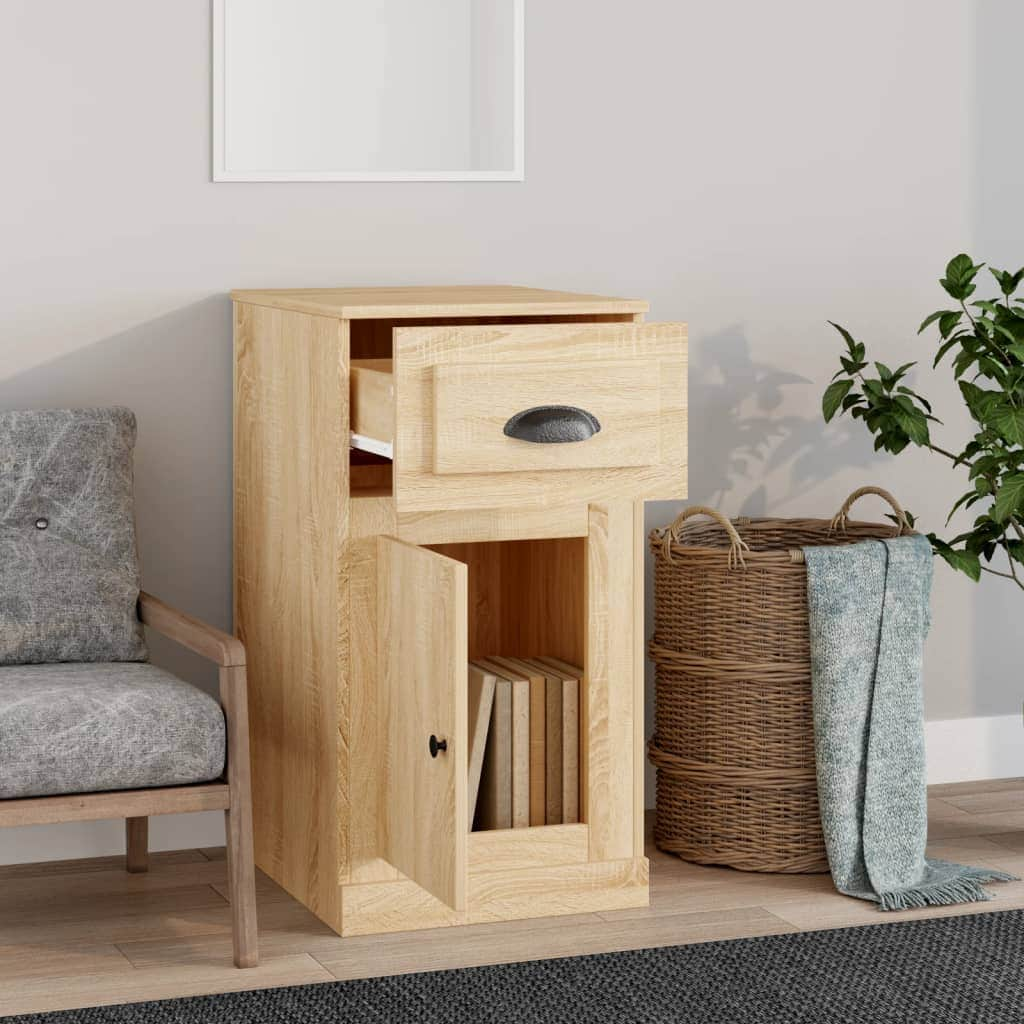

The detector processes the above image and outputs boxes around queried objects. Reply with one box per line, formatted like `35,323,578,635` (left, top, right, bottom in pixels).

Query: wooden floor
2,778,1023,1018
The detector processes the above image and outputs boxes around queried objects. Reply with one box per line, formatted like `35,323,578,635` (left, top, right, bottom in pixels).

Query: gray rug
14,909,1024,1023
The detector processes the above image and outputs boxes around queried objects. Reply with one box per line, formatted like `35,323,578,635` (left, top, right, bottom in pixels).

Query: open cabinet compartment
378,535,586,912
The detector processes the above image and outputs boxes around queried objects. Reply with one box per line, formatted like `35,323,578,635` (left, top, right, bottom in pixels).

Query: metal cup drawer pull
502,405,602,445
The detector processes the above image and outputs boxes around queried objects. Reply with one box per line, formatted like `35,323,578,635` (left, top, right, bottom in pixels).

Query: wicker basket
647,485,914,874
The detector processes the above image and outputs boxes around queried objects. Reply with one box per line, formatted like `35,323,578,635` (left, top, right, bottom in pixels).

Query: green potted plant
823,254,1024,590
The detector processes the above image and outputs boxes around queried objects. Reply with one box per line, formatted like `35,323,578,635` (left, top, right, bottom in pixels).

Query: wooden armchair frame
0,592,258,968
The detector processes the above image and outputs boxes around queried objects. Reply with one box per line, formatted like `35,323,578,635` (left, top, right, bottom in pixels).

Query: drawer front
394,321,687,512
433,359,661,475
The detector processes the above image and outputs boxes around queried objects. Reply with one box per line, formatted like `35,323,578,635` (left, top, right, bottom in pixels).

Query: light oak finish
394,321,687,512
581,503,637,860
234,286,685,939
432,359,661,475
341,858,649,936
3,784,1021,1017
347,496,399,885
350,358,394,445
467,823,590,872
378,538,468,911
233,302,347,932
230,285,649,320
397,504,589,544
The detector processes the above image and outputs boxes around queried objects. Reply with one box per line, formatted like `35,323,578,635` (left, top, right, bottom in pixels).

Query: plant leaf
939,311,963,338
992,473,1024,523
990,405,1024,446
919,309,960,334
822,379,854,422
930,536,982,581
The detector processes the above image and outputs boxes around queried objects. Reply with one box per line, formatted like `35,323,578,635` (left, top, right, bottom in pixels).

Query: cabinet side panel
233,302,347,930
585,501,637,862
348,495,399,884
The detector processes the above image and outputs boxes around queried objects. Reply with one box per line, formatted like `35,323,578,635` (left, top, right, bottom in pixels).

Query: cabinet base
337,856,649,937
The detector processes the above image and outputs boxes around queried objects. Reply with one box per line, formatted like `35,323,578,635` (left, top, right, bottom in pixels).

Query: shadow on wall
0,296,234,696
642,325,878,805
686,325,876,515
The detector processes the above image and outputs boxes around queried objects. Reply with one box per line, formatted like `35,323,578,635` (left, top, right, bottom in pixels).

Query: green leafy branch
823,254,1024,591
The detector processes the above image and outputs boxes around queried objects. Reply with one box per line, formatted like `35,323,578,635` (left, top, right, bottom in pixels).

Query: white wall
1,0,1020,862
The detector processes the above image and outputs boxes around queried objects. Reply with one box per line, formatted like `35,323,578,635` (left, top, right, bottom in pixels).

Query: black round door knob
429,735,448,758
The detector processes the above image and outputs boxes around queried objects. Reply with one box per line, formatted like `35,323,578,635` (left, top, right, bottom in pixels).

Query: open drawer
351,321,687,510
377,531,592,913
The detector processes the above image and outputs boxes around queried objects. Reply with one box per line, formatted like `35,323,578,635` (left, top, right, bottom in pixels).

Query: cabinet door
378,537,468,910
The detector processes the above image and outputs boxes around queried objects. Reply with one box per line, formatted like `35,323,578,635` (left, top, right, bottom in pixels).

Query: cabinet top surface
230,285,648,320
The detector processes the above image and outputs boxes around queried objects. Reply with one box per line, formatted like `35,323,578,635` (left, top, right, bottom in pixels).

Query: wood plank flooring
1,779,1022,1018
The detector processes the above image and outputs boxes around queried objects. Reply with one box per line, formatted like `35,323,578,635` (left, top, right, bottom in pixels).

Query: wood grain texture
341,858,649,936
347,496,399,885
378,538,468,910
582,502,638,862
125,818,149,874
427,538,585,666
350,358,394,445
220,664,259,968
233,302,347,932
394,322,687,512
468,824,590,873
230,286,649,320
139,592,245,667
632,499,648,859
397,504,588,545
432,359,661,475
0,785,230,827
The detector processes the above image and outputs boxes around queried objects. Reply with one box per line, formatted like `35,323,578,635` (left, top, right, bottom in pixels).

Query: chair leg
224,804,258,968
221,664,259,968
125,816,149,873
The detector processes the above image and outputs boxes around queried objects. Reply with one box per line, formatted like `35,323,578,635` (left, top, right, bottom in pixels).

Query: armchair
0,408,257,968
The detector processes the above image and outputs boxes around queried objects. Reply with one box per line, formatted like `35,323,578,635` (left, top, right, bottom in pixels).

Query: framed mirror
213,0,524,182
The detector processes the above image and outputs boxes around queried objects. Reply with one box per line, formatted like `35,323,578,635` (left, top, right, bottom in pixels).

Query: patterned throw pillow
0,407,148,664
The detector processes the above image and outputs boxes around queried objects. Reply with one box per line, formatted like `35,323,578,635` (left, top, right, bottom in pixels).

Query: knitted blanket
802,534,1016,909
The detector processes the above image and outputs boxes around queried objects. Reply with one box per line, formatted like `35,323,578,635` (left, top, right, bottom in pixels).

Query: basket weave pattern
648,488,912,874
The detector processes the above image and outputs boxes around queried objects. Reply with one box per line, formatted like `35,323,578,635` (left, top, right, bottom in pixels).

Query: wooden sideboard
232,286,687,936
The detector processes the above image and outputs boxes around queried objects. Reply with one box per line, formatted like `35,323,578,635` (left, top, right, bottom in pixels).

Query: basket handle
830,485,911,536
660,505,751,569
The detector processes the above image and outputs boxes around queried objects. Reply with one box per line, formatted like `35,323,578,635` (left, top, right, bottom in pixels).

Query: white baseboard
0,811,225,866
925,714,1024,785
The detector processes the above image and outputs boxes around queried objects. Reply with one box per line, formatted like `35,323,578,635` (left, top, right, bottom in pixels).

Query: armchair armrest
138,592,246,668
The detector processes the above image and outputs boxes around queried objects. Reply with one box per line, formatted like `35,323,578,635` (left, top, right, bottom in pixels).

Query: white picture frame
212,0,525,182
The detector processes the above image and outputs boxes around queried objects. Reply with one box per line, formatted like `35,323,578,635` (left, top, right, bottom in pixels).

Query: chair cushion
0,407,147,664
0,663,225,799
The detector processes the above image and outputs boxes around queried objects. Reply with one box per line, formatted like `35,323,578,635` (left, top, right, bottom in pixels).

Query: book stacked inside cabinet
469,658,581,831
